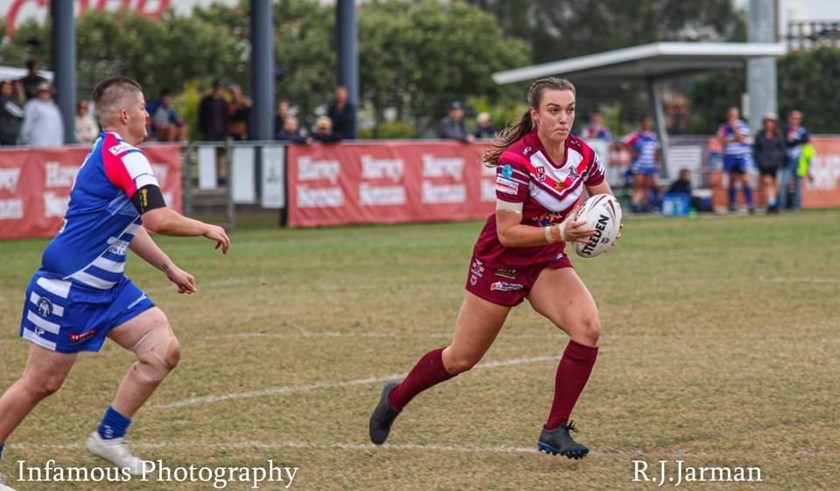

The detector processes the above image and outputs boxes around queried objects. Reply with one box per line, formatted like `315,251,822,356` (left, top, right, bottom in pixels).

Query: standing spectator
148,89,188,142
226,84,251,141
0,81,25,145
581,112,613,141
717,106,754,213
197,80,228,141
624,116,661,212
74,98,99,145
752,112,786,213
311,116,341,144
275,116,310,144
474,112,496,139
326,86,356,140
273,100,290,138
438,101,474,142
779,110,809,211
18,58,48,101
19,82,63,147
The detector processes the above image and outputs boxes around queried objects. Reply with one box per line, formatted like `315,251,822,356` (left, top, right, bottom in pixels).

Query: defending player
0,76,229,489
370,77,615,459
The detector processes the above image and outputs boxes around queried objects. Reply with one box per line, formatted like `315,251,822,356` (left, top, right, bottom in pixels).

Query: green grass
1,210,839,490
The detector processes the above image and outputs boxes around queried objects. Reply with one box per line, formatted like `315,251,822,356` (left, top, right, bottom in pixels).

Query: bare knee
442,347,481,375
570,315,601,347
22,373,65,400
133,326,180,384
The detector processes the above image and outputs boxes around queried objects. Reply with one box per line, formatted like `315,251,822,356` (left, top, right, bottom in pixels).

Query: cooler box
662,192,691,216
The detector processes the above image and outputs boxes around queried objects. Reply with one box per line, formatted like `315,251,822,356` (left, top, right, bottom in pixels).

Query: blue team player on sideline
717,106,754,213
623,116,661,212
0,76,229,490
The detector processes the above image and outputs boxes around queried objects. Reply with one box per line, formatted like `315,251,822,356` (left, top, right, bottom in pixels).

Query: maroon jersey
472,130,605,267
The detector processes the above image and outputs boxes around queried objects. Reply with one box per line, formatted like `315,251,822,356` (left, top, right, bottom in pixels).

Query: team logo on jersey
501,164,513,179
534,166,546,182
494,268,517,279
568,165,580,180
70,329,98,344
469,274,478,286
37,297,53,317
490,281,524,292
470,258,484,278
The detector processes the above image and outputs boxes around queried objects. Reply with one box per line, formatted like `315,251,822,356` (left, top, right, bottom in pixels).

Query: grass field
0,210,838,490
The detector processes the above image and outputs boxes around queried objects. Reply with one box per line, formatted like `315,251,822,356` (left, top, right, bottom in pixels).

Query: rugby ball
573,194,622,258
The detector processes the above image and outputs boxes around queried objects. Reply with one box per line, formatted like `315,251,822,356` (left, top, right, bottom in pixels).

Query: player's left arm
586,180,614,197
129,227,197,294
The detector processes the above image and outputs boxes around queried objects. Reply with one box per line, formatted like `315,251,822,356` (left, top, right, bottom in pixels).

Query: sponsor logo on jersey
70,329,98,344
501,164,513,179
532,212,563,227
490,281,524,292
469,274,478,286
568,165,580,180
36,297,53,317
494,268,517,279
108,143,132,156
495,176,519,195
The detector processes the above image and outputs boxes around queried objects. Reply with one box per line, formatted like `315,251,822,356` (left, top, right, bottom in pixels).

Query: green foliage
689,47,840,134
359,120,417,139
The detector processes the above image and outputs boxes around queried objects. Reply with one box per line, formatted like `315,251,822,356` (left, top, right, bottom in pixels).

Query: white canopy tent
492,42,788,175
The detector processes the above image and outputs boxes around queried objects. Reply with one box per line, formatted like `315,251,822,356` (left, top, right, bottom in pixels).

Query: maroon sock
545,340,599,430
388,347,455,412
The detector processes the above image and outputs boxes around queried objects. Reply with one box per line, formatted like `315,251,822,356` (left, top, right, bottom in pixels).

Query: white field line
155,355,558,409
10,440,837,459
759,276,840,284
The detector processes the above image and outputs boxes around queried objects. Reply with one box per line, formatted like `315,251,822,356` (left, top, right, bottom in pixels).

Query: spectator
0,80,25,145
148,89,188,142
197,79,228,141
273,100,290,138
18,58,48,101
19,82,63,147
779,110,809,211
793,142,816,210
438,101,474,142
275,115,310,144
667,168,708,212
581,112,613,141
717,106,754,213
311,116,341,144
326,86,356,139
74,98,99,145
226,84,251,141
474,112,496,139
623,116,661,212
752,112,786,213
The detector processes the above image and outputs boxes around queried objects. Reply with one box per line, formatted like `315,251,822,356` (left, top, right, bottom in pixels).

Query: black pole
51,0,76,144
250,0,274,141
336,0,359,108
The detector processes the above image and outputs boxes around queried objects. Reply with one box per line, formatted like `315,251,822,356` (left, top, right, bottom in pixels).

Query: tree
466,0,746,63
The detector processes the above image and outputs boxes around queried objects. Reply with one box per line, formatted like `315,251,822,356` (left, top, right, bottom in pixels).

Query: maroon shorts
464,253,573,307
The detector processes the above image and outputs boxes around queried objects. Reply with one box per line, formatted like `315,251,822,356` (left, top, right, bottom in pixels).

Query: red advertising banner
287,142,496,227
802,136,840,208
0,144,182,240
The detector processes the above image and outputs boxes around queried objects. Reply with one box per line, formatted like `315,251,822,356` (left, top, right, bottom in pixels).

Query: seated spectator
275,116,310,144
474,112,496,139
0,80,25,146
19,82,63,147
668,168,709,212
311,116,341,144
438,101,474,142
74,98,98,145
148,89,188,142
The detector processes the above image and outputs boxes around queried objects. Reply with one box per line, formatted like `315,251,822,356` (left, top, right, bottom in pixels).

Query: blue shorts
631,163,658,176
19,271,155,353
724,155,750,174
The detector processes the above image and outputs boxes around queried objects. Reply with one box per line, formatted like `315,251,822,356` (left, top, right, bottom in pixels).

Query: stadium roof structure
492,42,788,85
492,42,788,178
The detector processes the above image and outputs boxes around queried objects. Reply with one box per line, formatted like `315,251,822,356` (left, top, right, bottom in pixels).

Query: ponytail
483,110,533,167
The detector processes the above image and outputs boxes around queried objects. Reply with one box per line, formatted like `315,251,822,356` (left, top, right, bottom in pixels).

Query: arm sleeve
103,148,164,206
584,152,606,186
495,157,530,204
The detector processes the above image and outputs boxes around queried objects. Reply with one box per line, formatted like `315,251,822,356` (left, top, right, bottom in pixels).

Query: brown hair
92,76,143,126
483,77,576,167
